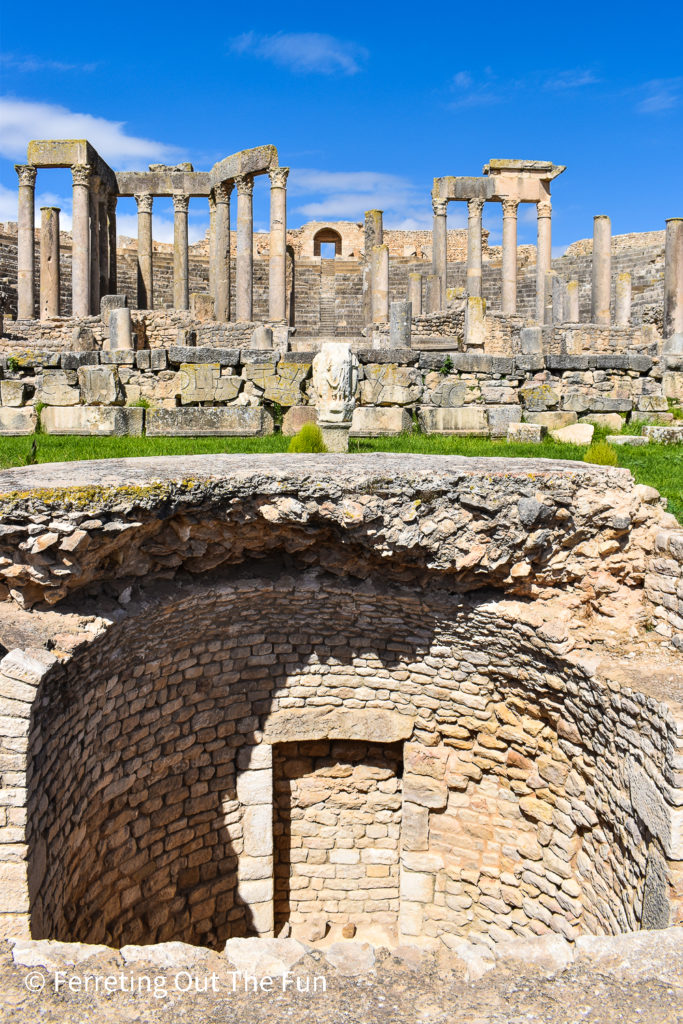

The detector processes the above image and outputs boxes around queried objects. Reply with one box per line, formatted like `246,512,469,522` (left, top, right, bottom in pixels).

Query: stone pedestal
408,273,422,315
320,423,351,452
567,280,580,322
72,165,91,318
535,200,552,322
371,244,389,323
664,218,683,340
616,272,632,325
135,193,153,310
591,215,611,324
390,301,412,347
15,164,36,320
213,183,232,322
501,198,519,314
269,168,289,321
432,196,448,311
467,198,484,298
236,174,254,322
109,308,133,350
173,193,190,310
39,207,60,320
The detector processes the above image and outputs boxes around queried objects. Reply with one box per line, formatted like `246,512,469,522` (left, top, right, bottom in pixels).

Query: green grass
0,430,681,524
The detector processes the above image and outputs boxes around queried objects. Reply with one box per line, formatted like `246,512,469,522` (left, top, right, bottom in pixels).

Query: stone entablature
0,456,681,949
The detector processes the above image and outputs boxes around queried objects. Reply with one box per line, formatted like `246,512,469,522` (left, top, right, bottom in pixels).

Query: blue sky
1,0,682,254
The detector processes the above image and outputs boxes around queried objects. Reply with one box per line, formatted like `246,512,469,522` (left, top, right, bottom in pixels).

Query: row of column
431,196,552,322
15,163,117,319
133,167,289,322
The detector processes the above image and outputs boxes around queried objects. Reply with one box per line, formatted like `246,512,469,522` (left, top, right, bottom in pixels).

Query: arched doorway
313,227,343,258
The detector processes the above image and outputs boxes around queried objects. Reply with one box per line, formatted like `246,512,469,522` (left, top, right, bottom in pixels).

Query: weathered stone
525,411,578,429
77,366,125,405
263,708,413,744
549,423,594,445
0,408,37,434
487,405,522,437
350,407,413,436
643,425,683,444
312,344,359,424
508,422,546,443
402,773,447,809
108,308,133,351
41,406,143,436
417,406,488,434
0,381,26,407
360,364,422,406
282,406,318,436
579,413,623,431
39,370,79,406
641,845,671,929
146,407,273,436
606,435,649,447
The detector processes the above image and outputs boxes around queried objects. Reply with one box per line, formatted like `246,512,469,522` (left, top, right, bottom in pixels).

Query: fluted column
71,164,91,317
39,207,60,319
15,164,36,319
98,192,109,301
107,195,117,294
466,198,484,298
432,195,448,310
214,183,233,321
173,193,190,309
591,215,611,324
235,174,254,322
663,218,683,340
269,167,289,321
501,198,519,314
535,200,552,322
135,193,153,310
89,178,101,314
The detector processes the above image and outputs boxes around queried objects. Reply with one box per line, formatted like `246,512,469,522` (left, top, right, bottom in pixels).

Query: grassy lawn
0,429,681,524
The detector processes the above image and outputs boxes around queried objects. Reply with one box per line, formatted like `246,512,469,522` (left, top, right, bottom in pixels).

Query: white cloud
230,32,367,75
543,69,599,90
115,212,206,245
448,69,500,108
289,168,432,228
0,98,180,167
1,52,97,73
636,78,681,113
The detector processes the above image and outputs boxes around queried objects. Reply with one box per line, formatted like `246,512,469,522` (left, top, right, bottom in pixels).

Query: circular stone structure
0,454,681,953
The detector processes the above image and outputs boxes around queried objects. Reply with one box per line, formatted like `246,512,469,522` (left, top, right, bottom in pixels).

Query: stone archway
313,227,343,257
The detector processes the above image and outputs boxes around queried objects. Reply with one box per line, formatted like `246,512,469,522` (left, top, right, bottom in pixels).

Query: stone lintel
116,170,211,198
262,708,414,745
26,139,116,191
433,177,493,202
209,145,279,187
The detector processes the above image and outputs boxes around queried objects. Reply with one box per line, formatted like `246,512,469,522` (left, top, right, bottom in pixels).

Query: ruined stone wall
645,529,683,649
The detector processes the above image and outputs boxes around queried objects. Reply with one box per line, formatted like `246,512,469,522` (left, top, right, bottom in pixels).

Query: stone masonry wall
645,528,683,650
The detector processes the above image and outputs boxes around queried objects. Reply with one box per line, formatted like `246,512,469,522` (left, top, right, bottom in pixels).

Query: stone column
213,182,233,322
664,218,683,339
591,215,611,324
616,272,632,325
390,300,412,347
173,193,190,310
535,200,552,322
501,198,519,314
98,192,109,300
371,244,389,323
208,193,216,300
237,744,274,937
135,193,154,310
39,207,60,319
432,195,448,311
107,195,117,295
89,178,101,315
466,198,484,298
408,272,422,315
235,174,254,322
269,167,289,321
567,279,580,322
363,209,383,324
71,164,91,317
424,274,441,314
15,164,37,320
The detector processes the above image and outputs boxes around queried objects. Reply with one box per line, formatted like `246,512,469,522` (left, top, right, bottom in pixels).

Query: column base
320,423,351,453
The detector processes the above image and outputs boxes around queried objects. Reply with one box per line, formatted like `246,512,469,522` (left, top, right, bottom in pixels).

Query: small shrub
129,397,151,409
288,423,328,453
6,356,20,373
439,355,454,376
584,440,618,466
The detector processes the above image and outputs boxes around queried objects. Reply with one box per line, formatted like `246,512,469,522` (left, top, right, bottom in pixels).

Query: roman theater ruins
0,138,681,1013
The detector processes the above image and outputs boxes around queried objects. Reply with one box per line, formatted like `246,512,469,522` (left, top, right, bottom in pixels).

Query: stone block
40,406,143,436
77,366,125,405
190,293,215,321
168,345,241,367
628,760,683,858
519,327,543,354
641,846,672,929
359,364,422,406
417,406,488,435
100,350,136,366
520,383,560,412
262,708,413,745
579,413,623,431
663,372,683,402
179,363,241,404
549,423,594,445
507,423,546,443
39,370,79,406
282,406,318,436
350,407,413,436
630,411,674,424
400,869,434,904
0,408,37,434
71,326,96,351
1,381,26,407
136,349,168,371
251,325,273,349
487,405,522,437
320,423,350,452
108,308,133,350
61,352,99,369
643,425,683,444
606,435,649,447
402,773,447,809
401,802,429,852
0,862,29,913
237,770,272,806
236,877,273,906
464,296,485,347
243,805,272,858
100,293,127,325
637,395,668,413
146,407,273,436
525,411,578,429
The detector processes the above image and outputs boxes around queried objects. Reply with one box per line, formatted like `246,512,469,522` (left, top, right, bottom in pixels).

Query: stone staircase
319,260,337,337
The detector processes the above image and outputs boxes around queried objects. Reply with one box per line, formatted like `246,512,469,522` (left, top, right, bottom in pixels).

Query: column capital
537,200,552,218
468,197,485,216
71,164,92,188
235,174,254,197
214,181,234,204
269,167,289,189
501,198,520,217
172,193,190,213
432,196,448,216
135,193,154,214
15,164,37,188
